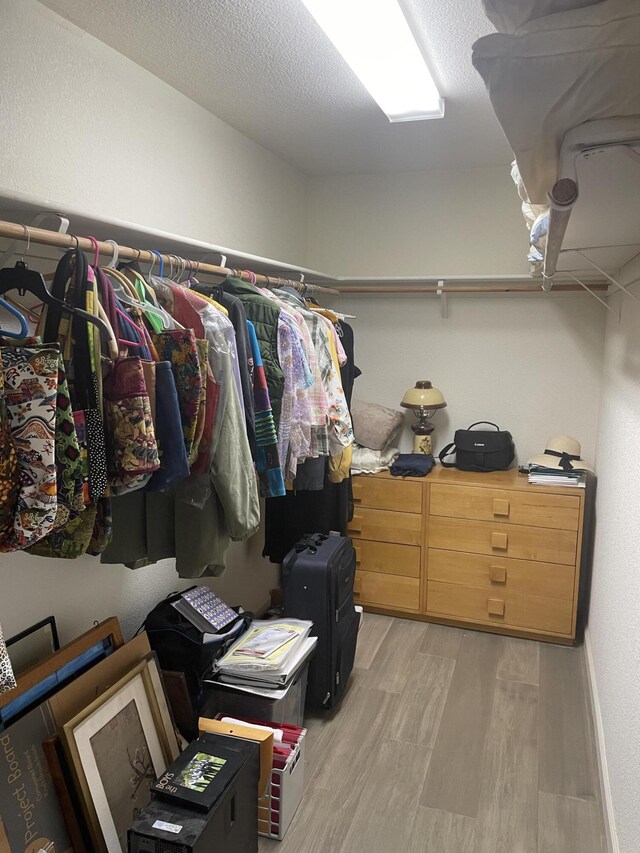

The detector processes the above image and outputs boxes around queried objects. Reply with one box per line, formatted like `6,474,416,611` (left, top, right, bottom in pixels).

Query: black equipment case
282,532,359,710
128,734,259,853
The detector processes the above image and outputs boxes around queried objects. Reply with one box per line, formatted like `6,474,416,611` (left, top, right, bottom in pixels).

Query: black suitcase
282,531,359,710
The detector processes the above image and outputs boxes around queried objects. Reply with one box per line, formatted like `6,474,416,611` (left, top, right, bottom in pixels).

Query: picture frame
62,660,176,853
42,733,91,853
0,617,123,718
6,615,59,676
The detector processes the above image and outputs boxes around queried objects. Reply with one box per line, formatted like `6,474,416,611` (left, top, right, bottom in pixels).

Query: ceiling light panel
301,0,444,122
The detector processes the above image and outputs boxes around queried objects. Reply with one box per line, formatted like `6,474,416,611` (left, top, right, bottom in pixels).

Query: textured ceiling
40,0,510,176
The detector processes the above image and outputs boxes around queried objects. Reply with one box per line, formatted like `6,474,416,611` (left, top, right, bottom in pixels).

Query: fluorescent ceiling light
300,0,444,122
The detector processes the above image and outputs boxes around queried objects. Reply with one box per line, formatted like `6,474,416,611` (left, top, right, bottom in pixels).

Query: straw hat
528,435,594,473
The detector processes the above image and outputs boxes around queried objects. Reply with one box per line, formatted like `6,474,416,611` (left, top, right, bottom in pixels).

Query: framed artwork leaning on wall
61,658,178,853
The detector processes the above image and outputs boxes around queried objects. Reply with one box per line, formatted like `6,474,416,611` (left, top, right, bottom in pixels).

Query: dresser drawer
429,517,577,566
348,507,422,546
352,476,423,513
428,549,574,600
355,571,420,612
354,540,421,578
430,483,580,531
427,581,574,635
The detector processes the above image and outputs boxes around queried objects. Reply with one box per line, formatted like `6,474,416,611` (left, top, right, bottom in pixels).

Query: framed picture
62,660,176,853
6,615,59,676
0,617,123,719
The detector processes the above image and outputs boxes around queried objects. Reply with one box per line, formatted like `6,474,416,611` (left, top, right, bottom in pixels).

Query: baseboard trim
584,627,620,853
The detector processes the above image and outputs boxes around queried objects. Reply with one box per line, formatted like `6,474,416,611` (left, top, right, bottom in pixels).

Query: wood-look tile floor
259,615,607,853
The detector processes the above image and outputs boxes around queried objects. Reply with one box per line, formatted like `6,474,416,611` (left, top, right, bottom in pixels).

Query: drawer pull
492,498,510,517
488,598,505,617
348,516,362,533
491,532,508,550
354,545,361,565
353,494,362,503
354,577,362,596
489,565,507,584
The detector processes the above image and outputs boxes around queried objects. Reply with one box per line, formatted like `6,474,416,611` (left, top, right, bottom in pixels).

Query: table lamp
400,380,447,454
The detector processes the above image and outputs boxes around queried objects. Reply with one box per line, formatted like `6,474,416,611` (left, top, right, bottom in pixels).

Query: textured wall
0,0,308,265
330,292,605,465
589,256,640,853
306,166,530,277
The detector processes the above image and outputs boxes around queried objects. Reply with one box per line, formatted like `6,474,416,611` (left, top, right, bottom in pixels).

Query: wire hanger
0,227,112,340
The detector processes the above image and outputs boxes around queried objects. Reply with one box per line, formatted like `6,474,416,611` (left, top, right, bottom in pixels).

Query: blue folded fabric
390,453,434,477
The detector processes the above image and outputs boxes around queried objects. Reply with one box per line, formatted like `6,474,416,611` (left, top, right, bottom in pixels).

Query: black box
128,735,259,853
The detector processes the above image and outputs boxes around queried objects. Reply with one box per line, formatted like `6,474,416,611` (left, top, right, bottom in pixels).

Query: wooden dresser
348,467,590,644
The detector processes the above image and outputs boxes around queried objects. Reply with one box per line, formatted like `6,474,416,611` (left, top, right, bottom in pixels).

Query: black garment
264,321,359,563
217,291,257,460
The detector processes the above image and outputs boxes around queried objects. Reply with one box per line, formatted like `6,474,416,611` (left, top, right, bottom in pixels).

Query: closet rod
0,219,340,295
331,282,607,294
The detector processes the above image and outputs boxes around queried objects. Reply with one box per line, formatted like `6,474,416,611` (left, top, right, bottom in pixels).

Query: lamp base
413,433,432,455
410,419,434,455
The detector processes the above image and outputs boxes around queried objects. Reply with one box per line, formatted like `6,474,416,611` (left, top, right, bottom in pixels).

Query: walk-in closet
0,1,638,851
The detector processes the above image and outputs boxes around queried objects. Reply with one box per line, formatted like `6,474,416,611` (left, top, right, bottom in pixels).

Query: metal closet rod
329,282,607,294
0,219,340,295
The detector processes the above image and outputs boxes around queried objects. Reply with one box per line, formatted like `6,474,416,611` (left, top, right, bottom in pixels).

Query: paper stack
528,464,587,488
214,619,316,691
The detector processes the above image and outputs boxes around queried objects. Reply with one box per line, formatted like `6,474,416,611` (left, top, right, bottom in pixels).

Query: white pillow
482,0,603,34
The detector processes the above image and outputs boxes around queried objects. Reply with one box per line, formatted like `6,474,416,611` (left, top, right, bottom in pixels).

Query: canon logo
474,443,485,447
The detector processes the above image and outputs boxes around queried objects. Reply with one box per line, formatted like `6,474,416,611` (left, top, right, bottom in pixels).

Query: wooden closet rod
0,219,340,295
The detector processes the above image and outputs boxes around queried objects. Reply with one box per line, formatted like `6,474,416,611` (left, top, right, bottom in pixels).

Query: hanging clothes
222,277,285,429
247,320,285,498
0,343,59,550
0,349,18,544
216,290,257,459
263,320,358,563
0,234,355,578
102,281,260,577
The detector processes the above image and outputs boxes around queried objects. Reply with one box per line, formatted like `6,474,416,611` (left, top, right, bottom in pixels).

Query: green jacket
222,278,285,429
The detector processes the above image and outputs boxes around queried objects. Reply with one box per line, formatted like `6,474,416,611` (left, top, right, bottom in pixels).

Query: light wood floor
259,614,607,853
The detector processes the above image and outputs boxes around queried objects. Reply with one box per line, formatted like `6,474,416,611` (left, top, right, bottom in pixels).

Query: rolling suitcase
282,531,359,710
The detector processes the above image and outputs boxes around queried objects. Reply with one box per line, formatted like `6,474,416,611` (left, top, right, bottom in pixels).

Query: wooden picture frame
0,617,123,714
61,660,176,853
42,734,91,853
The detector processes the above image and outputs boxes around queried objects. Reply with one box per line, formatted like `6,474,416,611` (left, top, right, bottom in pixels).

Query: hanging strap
43,248,95,410
467,421,500,431
438,443,457,468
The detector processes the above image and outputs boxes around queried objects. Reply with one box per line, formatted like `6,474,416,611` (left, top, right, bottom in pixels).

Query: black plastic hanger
0,260,112,339
192,281,224,301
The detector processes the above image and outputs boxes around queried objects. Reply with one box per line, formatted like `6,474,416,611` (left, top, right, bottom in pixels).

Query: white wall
0,0,292,643
0,524,278,646
330,292,606,464
306,166,530,277
588,255,640,853
0,0,308,265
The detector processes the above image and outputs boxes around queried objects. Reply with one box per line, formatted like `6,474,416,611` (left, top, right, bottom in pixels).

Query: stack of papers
214,620,315,690
528,465,587,488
